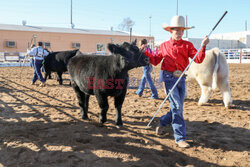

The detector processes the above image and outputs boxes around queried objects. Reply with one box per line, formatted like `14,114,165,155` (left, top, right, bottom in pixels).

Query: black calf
43,49,78,85
68,41,149,126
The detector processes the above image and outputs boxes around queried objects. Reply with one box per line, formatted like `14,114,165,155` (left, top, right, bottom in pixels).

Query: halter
136,47,149,66
136,51,145,65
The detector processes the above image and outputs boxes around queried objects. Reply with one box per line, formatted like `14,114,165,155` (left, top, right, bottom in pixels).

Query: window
72,42,80,49
6,41,16,48
97,44,105,52
44,42,51,48
40,42,51,48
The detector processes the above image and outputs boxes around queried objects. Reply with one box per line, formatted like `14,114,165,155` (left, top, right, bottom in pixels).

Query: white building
184,31,250,50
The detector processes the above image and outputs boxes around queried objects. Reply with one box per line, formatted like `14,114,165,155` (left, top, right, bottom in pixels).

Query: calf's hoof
225,105,232,109
81,114,88,120
116,124,123,129
98,122,104,127
99,117,107,124
224,102,232,109
198,102,205,106
116,122,123,128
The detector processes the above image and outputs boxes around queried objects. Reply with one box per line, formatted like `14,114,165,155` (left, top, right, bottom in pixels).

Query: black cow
43,49,79,85
68,41,149,127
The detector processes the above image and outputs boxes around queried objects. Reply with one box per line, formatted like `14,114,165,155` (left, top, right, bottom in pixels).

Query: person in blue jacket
27,42,49,86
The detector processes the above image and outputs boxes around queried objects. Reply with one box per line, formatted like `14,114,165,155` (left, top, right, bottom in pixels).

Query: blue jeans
30,58,34,67
32,59,45,83
159,70,186,143
136,65,158,99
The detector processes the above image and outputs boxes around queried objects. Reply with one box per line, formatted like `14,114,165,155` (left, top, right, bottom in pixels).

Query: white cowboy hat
162,15,193,32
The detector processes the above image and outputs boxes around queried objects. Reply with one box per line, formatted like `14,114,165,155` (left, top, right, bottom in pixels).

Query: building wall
185,38,245,50
210,31,250,40
246,35,250,48
0,30,153,53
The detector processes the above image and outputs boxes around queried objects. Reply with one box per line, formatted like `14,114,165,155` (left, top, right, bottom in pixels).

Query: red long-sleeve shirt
146,38,206,72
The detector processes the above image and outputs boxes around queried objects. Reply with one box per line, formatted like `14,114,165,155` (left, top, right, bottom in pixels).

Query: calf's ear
108,43,120,54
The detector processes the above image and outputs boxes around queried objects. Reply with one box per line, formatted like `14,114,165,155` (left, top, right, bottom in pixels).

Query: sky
0,0,248,42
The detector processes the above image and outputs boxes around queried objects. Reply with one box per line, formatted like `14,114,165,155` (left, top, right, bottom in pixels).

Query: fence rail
0,49,250,67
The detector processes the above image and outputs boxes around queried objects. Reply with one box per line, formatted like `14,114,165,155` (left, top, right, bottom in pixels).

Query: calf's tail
212,48,219,90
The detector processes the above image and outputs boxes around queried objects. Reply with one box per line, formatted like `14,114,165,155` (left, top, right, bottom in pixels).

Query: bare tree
118,17,135,31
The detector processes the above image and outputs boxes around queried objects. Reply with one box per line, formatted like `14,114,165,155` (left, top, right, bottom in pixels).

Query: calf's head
108,42,149,70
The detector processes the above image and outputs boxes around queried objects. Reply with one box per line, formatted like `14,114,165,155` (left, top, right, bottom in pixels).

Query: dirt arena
0,63,249,167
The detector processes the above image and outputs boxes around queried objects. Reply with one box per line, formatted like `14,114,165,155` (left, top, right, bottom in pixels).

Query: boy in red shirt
147,15,209,148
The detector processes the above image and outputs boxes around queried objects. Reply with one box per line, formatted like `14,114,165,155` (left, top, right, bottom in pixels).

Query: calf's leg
83,94,90,118
96,94,109,125
72,82,89,119
217,77,232,108
57,72,63,85
198,84,212,106
44,71,51,82
114,90,127,127
48,73,52,79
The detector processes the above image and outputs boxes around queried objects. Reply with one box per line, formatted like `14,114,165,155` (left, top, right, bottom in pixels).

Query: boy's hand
201,35,209,46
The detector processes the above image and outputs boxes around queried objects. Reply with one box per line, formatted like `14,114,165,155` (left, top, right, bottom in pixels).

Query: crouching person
27,42,49,86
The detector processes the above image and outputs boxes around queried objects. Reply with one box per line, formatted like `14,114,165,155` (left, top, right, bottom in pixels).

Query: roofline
0,23,153,38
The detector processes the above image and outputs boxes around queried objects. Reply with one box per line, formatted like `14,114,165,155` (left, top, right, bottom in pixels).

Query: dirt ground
0,63,249,167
